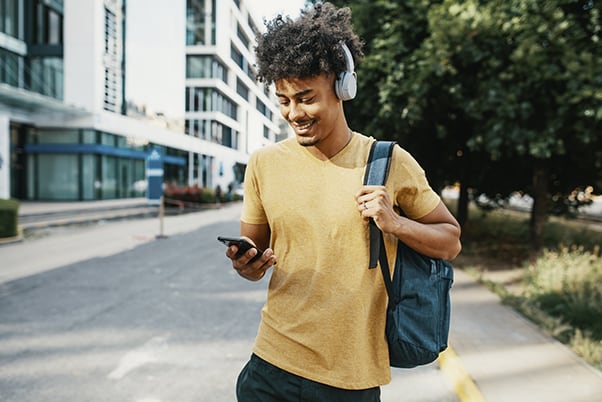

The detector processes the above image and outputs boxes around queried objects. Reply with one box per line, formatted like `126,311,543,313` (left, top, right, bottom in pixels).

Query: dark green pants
236,354,381,402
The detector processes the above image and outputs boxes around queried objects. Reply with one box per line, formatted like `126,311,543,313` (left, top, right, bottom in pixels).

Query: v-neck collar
298,131,357,165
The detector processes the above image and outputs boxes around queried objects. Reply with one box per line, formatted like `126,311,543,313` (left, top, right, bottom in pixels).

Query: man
225,3,461,401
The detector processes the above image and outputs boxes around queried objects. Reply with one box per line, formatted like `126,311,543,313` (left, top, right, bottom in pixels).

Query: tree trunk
456,148,470,228
457,183,469,228
530,160,549,251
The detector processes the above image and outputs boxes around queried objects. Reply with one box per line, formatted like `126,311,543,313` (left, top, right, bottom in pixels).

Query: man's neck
306,128,353,161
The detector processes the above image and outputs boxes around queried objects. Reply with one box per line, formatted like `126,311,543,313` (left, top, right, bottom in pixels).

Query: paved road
0,204,458,402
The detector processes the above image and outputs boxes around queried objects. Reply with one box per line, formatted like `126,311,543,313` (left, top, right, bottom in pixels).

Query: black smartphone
217,236,263,262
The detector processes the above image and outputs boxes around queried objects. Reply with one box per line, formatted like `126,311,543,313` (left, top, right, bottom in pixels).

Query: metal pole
156,195,167,239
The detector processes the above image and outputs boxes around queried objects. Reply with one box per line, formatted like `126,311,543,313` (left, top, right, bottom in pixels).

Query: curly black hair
254,2,364,85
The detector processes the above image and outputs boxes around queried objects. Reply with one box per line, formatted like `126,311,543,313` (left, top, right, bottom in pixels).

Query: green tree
412,0,602,249
325,1,437,137
329,0,460,195
331,0,602,250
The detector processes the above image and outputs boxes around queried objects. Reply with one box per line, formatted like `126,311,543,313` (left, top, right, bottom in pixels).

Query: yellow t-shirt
241,132,440,389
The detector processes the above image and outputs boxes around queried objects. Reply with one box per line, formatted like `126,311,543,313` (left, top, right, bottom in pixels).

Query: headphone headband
340,42,355,73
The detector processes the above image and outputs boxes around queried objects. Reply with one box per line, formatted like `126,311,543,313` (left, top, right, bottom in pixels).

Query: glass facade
2,0,279,202
22,129,185,200
183,1,283,157
81,154,96,200
36,153,79,199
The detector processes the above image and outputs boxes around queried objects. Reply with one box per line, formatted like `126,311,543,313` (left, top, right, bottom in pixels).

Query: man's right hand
226,238,276,281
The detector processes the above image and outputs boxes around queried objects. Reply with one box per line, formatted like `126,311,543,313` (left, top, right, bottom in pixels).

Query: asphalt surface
1,201,601,401
0,203,458,402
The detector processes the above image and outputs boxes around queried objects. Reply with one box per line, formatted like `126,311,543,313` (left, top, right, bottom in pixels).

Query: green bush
523,247,602,341
0,199,20,238
162,184,244,206
200,188,216,204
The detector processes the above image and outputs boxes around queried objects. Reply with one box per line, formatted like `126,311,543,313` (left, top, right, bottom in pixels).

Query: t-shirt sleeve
389,145,441,220
241,151,269,225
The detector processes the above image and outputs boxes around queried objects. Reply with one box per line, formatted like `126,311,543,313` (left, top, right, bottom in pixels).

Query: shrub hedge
162,184,242,207
0,198,19,238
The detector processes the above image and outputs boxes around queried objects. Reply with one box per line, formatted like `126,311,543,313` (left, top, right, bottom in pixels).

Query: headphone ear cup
336,71,357,101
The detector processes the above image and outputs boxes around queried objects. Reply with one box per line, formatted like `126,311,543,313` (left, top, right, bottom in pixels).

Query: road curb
438,345,486,402
0,233,23,246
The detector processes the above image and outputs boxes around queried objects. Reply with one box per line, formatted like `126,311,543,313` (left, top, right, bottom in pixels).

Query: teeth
297,121,313,130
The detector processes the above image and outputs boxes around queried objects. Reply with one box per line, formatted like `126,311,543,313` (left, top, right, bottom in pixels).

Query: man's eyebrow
276,89,313,98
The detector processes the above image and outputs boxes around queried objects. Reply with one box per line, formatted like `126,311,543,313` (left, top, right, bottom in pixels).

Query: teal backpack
364,141,454,368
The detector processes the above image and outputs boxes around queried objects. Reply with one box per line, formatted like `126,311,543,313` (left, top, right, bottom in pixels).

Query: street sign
146,148,164,205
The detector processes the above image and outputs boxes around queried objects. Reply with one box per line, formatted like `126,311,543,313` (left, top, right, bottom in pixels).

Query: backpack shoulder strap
364,141,396,269
364,141,396,187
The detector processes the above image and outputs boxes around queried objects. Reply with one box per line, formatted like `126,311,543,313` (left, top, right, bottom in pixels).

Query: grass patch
457,205,602,370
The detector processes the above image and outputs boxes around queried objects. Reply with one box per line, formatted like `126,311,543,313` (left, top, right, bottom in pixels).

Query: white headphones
335,42,357,101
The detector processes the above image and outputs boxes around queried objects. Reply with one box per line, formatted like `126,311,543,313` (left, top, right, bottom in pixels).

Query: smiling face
275,73,348,153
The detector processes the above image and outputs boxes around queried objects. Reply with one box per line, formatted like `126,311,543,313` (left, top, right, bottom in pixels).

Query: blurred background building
0,0,287,201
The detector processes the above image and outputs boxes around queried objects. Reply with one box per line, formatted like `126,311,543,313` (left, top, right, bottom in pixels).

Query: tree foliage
326,0,602,249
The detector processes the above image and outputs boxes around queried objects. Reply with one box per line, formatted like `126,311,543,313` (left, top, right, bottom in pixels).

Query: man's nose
288,102,303,121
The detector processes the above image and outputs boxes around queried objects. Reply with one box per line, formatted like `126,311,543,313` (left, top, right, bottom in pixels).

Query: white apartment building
0,0,284,201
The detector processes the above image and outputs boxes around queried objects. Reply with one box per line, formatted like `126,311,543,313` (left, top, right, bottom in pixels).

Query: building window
186,55,227,82
221,125,233,148
185,119,202,137
186,0,215,45
184,120,238,148
186,87,237,119
33,0,63,45
29,56,63,99
206,120,237,149
34,128,79,144
230,44,255,80
186,0,204,45
230,44,243,69
256,99,272,121
36,154,79,200
102,4,124,113
0,0,21,38
247,14,259,36
0,48,21,87
236,23,249,49
104,6,117,56
236,78,249,101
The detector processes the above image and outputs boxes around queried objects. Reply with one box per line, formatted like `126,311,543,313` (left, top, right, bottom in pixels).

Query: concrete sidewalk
447,269,602,402
15,198,158,232
2,200,602,401
17,198,151,216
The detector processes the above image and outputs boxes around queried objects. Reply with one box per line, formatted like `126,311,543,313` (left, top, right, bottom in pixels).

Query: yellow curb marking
438,345,487,402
